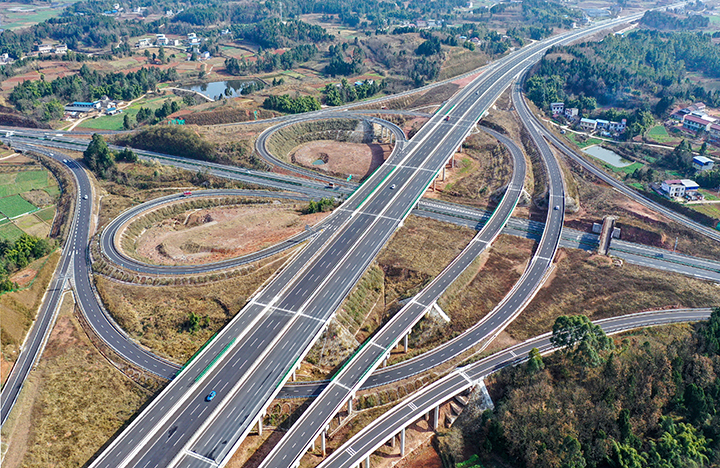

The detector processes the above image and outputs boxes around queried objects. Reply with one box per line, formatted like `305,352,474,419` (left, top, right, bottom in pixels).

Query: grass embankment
507,248,720,342
265,118,362,162
95,254,287,363
0,250,61,385
0,294,152,468
303,216,476,375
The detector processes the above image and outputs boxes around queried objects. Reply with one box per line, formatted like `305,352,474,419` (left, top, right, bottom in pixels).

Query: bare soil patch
291,140,391,180
9,267,37,288
131,202,329,266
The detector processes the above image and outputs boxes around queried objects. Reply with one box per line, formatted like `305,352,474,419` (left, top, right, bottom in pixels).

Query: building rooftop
684,115,711,125
693,156,713,164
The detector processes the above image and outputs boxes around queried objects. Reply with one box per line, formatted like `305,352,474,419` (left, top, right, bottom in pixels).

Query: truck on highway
445,115,450,121
182,191,192,197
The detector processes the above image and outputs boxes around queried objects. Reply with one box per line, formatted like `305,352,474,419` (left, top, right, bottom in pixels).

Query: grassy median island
0,294,152,468
120,197,331,266
507,248,720,342
301,215,476,378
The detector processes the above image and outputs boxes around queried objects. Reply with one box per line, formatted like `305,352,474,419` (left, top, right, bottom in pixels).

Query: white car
83,195,88,200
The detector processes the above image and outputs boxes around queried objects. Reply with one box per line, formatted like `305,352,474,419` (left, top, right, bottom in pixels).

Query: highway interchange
2,4,719,468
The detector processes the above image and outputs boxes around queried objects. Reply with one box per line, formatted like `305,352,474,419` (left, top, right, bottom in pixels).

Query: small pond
583,145,634,168
181,80,260,99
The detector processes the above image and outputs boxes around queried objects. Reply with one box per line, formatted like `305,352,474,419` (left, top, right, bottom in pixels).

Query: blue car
206,391,216,402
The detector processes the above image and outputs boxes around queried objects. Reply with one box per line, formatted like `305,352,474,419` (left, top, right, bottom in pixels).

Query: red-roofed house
683,115,712,133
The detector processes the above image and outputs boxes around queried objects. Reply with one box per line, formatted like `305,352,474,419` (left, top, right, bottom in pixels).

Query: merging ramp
258,127,526,468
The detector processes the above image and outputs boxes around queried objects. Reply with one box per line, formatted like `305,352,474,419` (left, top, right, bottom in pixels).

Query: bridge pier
432,406,440,430
321,430,327,457
366,455,371,468
404,333,409,353
348,395,353,414
400,427,406,456
257,417,263,436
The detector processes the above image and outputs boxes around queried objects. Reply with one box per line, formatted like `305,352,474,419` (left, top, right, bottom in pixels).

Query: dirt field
291,140,391,179
130,202,330,265
0,294,151,468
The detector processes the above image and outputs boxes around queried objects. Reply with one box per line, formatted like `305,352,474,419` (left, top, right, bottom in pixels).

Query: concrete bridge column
433,406,440,430
404,333,409,353
390,434,395,448
366,455,371,468
348,395,353,414
321,430,327,457
400,428,406,456
257,417,263,436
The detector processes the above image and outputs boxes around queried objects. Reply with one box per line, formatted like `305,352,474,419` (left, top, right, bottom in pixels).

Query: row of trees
322,78,385,106
224,44,318,76
262,94,321,114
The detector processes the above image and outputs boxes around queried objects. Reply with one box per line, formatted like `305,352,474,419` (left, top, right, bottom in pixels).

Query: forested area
323,78,385,105
438,311,720,468
526,30,720,136
225,44,318,75
8,65,178,120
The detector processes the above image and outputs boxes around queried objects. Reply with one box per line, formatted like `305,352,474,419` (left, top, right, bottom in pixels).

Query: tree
116,147,137,163
551,315,614,366
123,113,133,130
83,133,115,176
526,347,545,374
700,307,720,355
158,46,165,63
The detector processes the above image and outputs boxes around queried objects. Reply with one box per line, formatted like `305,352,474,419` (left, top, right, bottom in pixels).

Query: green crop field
0,170,51,197
0,195,37,218
35,206,56,223
0,223,25,242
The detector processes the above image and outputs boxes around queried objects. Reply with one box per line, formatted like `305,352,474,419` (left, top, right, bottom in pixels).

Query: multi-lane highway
318,308,714,468
90,15,636,466
89,38,541,467
2,6,710,465
258,125,528,468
